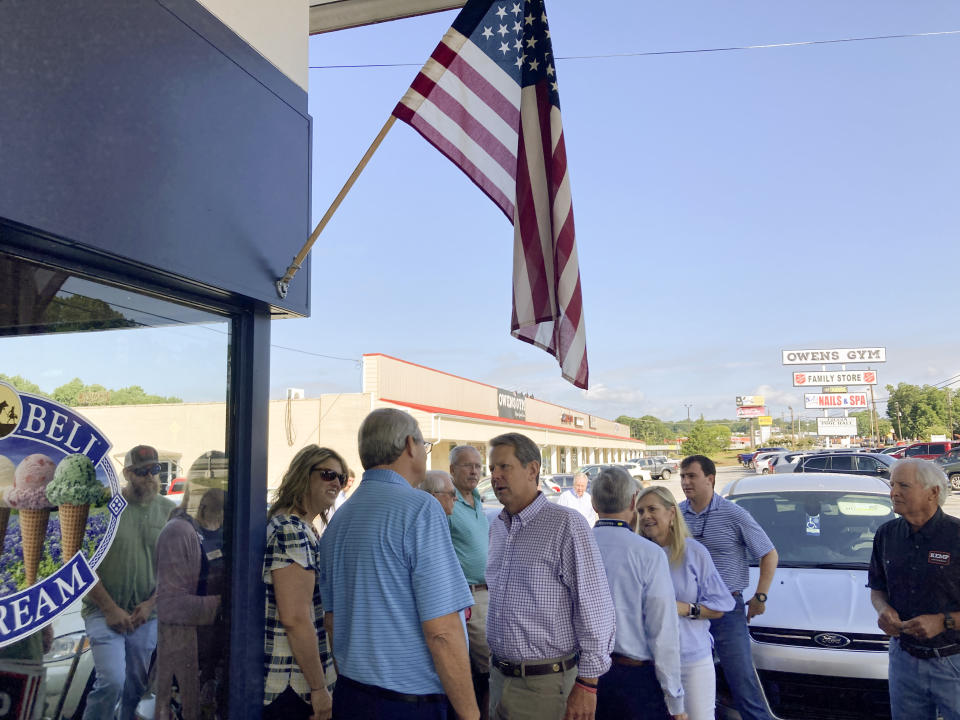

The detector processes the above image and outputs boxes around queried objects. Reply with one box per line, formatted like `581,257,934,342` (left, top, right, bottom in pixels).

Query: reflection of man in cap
82,444,175,719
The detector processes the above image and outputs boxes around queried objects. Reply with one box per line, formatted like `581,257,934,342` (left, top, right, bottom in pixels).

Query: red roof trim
380,397,642,443
364,353,604,421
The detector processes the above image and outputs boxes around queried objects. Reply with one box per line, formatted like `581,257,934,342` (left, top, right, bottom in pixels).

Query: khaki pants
468,587,490,674
489,663,577,720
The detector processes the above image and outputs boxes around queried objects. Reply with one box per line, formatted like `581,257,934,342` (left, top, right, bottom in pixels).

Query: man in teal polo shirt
448,445,491,719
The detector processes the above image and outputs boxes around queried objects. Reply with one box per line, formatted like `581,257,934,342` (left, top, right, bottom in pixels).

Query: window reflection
0,251,231,720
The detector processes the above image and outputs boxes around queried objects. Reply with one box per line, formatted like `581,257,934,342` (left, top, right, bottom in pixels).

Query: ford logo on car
814,633,852,649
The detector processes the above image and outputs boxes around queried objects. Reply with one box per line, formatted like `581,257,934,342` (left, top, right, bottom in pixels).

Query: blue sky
270,0,960,423
6,1,960,426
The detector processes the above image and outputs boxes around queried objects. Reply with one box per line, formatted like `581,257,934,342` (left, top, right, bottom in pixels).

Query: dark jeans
333,674,448,720
710,595,773,720
596,663,668,720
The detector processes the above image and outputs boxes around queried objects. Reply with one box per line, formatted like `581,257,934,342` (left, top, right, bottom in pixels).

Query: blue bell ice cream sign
0,382,124,648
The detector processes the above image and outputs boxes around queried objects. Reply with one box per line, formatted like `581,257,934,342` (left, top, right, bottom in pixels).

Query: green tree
682,418,731,456
886,383,959,440
0,374,49,397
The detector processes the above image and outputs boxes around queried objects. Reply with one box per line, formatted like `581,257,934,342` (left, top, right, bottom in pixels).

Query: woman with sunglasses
636,486,734,720
263,445,348,720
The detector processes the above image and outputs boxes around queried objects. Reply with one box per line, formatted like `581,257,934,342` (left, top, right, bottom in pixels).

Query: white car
720,472,894,719
752,451,786,475
42,601,94,720
617,463,653,486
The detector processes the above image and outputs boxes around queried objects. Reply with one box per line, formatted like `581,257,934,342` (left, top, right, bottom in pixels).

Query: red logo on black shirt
928,551,951,566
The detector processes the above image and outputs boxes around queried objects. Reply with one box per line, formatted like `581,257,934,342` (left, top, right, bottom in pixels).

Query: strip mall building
83,354,646,488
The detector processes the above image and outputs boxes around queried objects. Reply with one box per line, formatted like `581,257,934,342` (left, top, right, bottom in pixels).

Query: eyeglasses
311,467,346,485
455,463,482,471
131,464,161,477
431,490,456,498
423,441,433,454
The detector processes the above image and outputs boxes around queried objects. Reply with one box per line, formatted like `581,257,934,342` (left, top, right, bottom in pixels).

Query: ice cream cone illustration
5,453,56,585
47,454,105,560
20,507,51,585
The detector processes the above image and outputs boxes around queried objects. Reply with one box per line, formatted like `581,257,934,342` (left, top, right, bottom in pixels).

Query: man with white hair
421,470,457,516
868,458,960,720
558,472,599,526
318,408,478,720
448,445,491,719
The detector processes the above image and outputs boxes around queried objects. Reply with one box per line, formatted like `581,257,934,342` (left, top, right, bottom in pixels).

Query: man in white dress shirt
558,472,599,526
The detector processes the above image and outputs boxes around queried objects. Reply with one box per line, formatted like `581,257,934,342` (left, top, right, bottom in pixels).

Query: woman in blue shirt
637,486,735,720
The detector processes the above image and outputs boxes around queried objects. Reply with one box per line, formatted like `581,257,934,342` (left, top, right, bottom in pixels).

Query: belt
611,653,652,667
337,674,445,704
492,653,578,677
470,583,488,591
898,641,960,660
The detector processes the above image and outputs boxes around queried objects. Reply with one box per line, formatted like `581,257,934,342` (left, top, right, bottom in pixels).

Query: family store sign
0,382,123,648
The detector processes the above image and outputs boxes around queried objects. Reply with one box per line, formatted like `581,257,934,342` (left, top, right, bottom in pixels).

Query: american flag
393,0,589,389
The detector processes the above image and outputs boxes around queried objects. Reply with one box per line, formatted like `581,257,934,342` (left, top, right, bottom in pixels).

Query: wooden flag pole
276,114,398,298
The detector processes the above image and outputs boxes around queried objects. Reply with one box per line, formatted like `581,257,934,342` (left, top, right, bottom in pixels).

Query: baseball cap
124,445,159,469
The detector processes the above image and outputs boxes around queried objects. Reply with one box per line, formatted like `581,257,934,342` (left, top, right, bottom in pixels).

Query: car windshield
729,491,893,569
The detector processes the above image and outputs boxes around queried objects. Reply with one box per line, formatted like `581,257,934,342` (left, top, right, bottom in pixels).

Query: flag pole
276,114,397,298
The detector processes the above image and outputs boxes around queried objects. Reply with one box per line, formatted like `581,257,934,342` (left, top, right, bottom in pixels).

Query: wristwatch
753,592,768,603
688,603,701,619
945,612,956,630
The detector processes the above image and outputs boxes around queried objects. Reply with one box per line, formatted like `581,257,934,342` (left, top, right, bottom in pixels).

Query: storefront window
0,251,231,719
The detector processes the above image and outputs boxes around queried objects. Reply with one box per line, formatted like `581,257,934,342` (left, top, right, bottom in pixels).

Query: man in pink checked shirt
485,433,615,720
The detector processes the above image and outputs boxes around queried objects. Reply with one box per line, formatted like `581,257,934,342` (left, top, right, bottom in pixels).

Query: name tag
206,549,223,561
928,551,951,566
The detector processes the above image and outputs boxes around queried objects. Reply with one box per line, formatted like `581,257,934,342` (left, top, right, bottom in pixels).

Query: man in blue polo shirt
448,444,491,720
318,409,479,720
679,454,778,720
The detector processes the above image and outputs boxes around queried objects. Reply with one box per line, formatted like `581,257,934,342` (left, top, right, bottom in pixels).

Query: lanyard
595,519,631,529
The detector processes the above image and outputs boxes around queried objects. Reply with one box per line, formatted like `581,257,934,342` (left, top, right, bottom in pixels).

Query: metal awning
310,0,466,34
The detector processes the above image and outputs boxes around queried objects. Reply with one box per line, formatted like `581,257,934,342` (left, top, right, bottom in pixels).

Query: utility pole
683,403,692,422
948,387,954,440
869,384,879,445
895,401,903,441
789,406,795,446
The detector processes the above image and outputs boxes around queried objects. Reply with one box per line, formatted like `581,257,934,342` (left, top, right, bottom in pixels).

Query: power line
308,29,960,69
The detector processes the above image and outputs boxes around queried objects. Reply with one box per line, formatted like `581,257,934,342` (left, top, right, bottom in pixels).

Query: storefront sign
793,371,877,387
781,348,886,365
736,406,767,418
0,383,122,648
758,416,773,426
817,417,858,436
821,386,849,394
497,389,526,421
736,395,764,407
804,393,869,409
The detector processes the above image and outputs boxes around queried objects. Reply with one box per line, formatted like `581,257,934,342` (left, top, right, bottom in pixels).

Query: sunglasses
131,463,161,477
311,467,346,486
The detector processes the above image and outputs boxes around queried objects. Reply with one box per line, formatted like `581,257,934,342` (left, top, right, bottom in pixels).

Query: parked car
772,451,812,474
164,478,187,504
616,463,653,486
753,451,789,475
935,449,960,491
888,440,955,460
794,452,894,480
42,601,95,720
628,456,678,480
719,472,895,719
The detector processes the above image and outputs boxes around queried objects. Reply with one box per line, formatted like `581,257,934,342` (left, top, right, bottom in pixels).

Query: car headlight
43,632,89,663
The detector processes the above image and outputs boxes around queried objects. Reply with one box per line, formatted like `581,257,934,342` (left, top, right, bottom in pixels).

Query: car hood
748,566,879,634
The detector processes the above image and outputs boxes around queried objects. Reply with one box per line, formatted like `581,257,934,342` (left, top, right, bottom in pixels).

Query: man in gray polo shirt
448,445,491,720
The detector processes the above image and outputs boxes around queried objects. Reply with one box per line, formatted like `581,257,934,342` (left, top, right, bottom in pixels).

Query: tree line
0,373,182,406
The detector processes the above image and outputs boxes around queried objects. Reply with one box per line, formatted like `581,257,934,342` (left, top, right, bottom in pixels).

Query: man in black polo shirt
868,458,960,720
